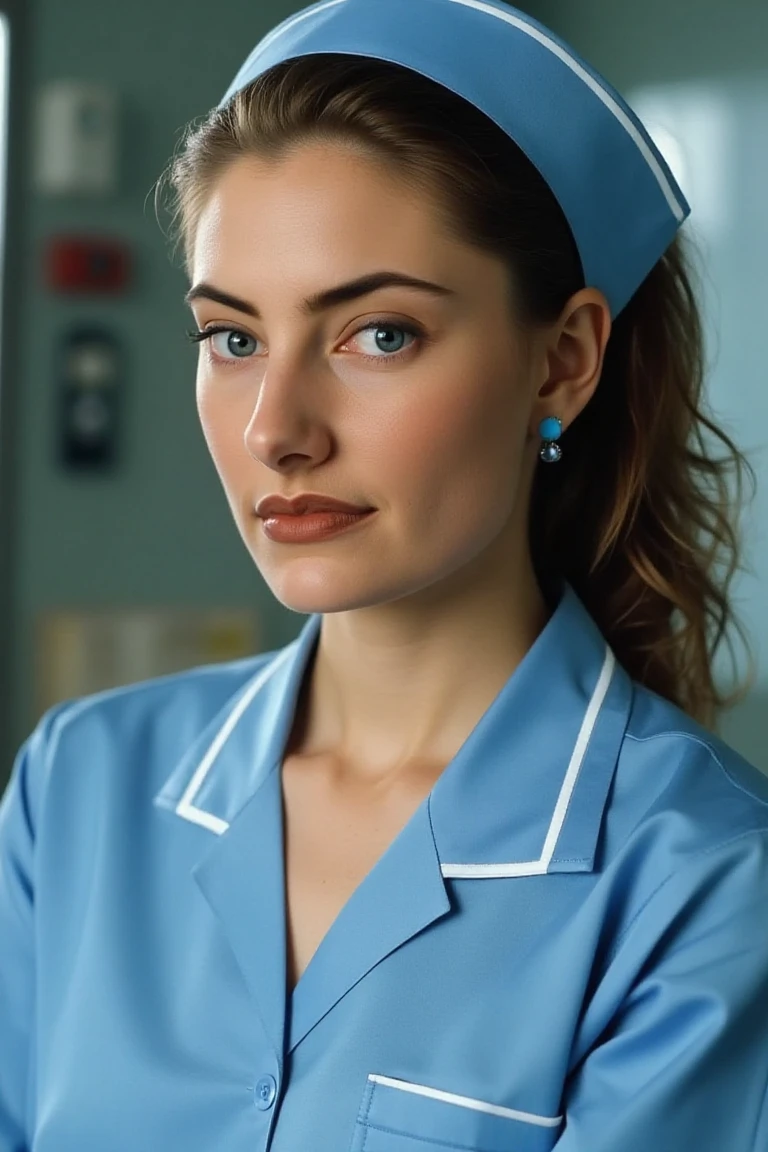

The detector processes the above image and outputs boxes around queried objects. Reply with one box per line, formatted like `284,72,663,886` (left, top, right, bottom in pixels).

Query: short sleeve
554,829,768,1150
0,705,70,1152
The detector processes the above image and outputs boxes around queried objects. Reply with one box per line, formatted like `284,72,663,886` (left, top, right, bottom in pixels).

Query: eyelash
185,318,425,368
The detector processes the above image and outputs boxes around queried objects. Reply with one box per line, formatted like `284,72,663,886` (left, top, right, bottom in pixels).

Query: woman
2,0,767,1148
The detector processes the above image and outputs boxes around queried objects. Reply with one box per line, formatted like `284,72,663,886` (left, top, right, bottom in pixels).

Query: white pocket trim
368,1074,563,1128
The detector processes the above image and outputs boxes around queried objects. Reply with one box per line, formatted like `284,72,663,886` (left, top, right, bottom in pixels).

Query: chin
259,574,388,616
259,560,460,618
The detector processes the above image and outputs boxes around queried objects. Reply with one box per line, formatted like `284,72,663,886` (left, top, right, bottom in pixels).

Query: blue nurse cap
219,0,691,318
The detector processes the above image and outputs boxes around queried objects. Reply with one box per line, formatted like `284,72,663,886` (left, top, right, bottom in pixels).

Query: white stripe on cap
448,0,687,221
248,0,686,224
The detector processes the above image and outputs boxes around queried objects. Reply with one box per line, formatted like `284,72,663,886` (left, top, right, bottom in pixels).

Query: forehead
192,143,453,273
189,142,519,326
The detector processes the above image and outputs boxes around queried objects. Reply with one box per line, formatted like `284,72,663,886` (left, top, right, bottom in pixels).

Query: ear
529,288,612,438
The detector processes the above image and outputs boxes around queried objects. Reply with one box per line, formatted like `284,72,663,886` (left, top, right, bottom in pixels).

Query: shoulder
50,647,279,745
597,675,768,898
7,647,284,819
579,678,768,984
54,647,277,726
621,679,768,821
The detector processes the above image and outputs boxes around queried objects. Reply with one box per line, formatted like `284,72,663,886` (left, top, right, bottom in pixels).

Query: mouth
255,498,376,518
265,507,373,517
259,507,377,542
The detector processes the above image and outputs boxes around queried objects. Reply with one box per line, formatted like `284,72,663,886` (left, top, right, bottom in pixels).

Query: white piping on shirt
175,644,294,835
368,1073,564,1127
441,645,616,878
173,626,616,883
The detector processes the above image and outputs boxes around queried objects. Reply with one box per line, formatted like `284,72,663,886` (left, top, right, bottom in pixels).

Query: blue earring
538,416,563,463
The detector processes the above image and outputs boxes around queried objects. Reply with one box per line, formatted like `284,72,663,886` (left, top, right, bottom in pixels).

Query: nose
242,366,333,471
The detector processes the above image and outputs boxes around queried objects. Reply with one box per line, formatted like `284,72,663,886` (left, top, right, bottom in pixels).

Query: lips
256,494,374,517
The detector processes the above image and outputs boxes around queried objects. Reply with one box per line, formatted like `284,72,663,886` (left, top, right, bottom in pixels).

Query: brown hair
155,53,757,732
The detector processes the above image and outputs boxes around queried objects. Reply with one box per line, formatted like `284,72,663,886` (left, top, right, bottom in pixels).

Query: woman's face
188,141,543,615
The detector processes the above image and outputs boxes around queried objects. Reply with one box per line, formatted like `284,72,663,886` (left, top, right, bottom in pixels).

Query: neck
287,549,554,786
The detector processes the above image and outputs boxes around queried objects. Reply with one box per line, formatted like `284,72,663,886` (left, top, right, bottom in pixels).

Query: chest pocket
350,1074,563,1152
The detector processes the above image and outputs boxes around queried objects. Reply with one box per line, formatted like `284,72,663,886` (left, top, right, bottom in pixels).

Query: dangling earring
538,416,562,463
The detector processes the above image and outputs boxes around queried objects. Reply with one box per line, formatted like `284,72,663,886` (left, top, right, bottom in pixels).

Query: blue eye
355,322,416,358
186,326,258,359
185,318,424,367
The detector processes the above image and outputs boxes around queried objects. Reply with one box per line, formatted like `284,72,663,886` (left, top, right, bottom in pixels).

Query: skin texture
189,141,612,786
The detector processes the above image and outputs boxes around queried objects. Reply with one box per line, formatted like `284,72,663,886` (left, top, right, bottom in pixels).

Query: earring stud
538,416,562,463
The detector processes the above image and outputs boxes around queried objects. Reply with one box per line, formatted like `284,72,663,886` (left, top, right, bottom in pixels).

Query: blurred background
0,0,766,786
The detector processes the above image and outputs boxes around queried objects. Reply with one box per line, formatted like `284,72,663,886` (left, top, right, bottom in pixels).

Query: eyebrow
184,270,456,318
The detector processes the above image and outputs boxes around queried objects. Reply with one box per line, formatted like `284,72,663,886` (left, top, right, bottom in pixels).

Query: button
254,1074,277,1110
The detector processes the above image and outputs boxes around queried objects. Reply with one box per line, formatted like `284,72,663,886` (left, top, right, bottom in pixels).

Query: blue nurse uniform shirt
1,581,768,1151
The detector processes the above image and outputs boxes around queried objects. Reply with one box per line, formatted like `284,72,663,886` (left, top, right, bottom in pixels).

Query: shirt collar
154,580,634,877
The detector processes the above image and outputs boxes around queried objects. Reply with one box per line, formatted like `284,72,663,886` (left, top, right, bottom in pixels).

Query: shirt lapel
153,581,633,1060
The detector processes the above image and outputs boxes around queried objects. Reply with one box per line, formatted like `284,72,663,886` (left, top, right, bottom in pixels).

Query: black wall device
57,326,122,471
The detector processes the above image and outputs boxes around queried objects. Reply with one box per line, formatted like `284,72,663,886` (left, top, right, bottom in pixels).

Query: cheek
196,378,244,482
383,373,523,515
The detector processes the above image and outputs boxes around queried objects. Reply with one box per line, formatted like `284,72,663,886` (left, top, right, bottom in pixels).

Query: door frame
0,0,30,781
